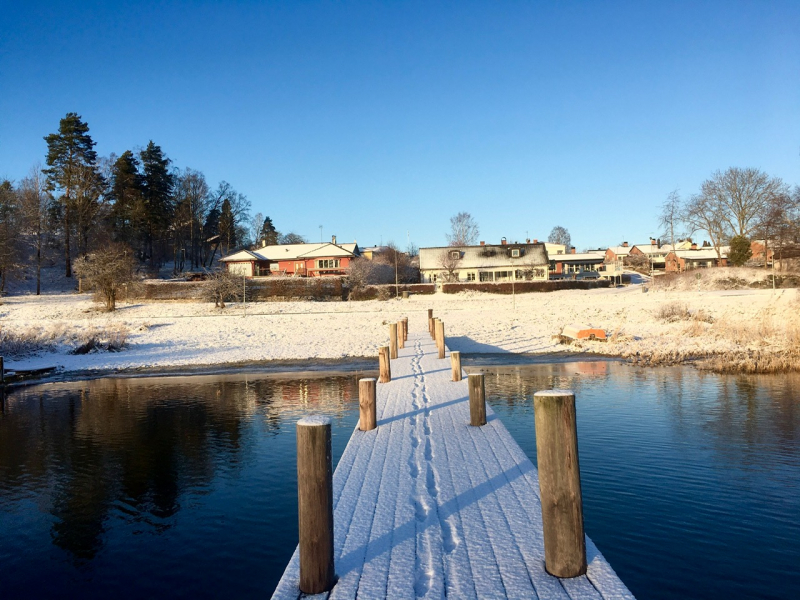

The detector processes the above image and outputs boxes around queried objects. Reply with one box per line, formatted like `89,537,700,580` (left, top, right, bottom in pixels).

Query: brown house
665,245,728,272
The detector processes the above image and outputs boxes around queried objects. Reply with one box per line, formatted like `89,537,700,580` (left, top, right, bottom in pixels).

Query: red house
220,238,360,277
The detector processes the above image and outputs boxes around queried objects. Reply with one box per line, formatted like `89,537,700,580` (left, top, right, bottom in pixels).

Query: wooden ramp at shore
272,325,634,599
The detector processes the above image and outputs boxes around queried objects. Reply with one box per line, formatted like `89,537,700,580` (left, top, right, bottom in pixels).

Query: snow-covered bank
2,284,799,375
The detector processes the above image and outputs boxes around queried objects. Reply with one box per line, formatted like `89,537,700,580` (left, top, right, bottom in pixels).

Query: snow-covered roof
551,252,606,262
221,243,359,262
419,243,548,270
606,245,632,256
670,248,729,260
632,244,671,256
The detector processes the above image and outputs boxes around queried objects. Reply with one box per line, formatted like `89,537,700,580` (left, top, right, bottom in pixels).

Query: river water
0,363,798,599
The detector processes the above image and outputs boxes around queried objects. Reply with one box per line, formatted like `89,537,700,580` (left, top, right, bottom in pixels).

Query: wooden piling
428,309,434,337
296,416,335,594
402,317,408,341
435,320,445,359
378,346,391,383
450,351,462,381
359,378,377,431
389,323,398,359
533,390,587,578
398,321,405,349
467,373,487,426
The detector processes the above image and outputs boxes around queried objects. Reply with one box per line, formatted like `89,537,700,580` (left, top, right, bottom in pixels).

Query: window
316,259,340,269
479,271,494,282
511,248,520,258
495,271,511,281
466,273,476,281
449,250,460,260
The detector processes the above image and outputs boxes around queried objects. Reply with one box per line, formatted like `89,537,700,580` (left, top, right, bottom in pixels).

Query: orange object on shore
560,324,607,342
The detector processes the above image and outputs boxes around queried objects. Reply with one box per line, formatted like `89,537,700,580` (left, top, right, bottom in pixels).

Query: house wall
226,261,254,277
420,267,547,283
277,256,353,277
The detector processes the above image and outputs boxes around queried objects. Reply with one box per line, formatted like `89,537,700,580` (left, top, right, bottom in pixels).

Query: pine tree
218,198,236,254
260,216,279,246
140,141,174,266
44,112,98,277
108,151,145,250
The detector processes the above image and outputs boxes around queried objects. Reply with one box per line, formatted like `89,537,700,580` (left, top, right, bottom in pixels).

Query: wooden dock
272,326,634,599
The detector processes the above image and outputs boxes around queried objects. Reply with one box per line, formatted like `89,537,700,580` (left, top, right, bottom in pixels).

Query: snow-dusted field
3,281,799,375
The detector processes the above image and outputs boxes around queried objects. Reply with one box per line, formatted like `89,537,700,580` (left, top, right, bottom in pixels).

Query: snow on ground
1,282,799,374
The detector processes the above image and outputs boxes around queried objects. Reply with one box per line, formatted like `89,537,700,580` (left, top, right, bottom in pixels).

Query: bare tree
658,189,683,249
446,212,479,246
683,192,728,262
205,269,242,308
280,232,307,244
547,226,571,249
19,164,51,295
703,167,787,238
72,243,136,311
761,188,800,269
438,249,461,281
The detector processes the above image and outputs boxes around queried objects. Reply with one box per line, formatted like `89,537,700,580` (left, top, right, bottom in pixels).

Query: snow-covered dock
272,327,634,599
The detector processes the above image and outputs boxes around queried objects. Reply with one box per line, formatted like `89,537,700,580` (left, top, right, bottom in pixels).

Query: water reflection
0,373,362,599
477,361,800,600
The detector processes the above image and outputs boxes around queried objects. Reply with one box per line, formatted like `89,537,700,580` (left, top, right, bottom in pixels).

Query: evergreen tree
140,141,174,266
0,180,22,292
260,216,279,246
218,198,236,254
728,235,752,266
108,151,144,249
44,112,98,277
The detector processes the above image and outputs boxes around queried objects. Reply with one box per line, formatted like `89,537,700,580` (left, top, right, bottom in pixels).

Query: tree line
0,112,305,294
659,167,800,267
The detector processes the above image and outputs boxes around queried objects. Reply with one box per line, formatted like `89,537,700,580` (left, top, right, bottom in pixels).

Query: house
750,240,774,267
549,247,606,278
665,244,728,272
220,236,360,277
419,238,549,283
604,242,633,264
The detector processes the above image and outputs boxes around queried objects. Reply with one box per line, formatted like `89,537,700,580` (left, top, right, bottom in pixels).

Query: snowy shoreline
2,281,799,380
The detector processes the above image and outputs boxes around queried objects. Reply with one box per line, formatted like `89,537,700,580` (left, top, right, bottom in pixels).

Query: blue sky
1,1,798,250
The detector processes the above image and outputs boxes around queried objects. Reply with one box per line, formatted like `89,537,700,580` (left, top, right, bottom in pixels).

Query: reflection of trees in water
0,374,359,562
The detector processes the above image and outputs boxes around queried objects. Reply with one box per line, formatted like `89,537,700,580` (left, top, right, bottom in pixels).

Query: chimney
691,242,698,250
571,246,576,254
650,238,656,245
261,239,266,248
622,241,629,247
526,238,530,243
501,237,507,245
533,239,538,243
480,240,485,246
331,235,337,245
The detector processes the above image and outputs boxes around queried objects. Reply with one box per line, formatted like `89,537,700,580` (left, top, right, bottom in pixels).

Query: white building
419,240,549,283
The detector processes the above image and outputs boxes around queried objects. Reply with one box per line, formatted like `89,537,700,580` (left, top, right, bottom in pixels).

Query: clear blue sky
1,1,798,250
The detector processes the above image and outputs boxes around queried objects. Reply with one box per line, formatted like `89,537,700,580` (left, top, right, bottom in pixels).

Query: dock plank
272,326,633,599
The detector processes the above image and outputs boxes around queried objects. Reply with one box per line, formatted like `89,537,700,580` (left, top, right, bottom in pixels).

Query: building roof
606,245,632,257
221,242,359,262
419,243,548,270
670,247,729,260
551,252,606,262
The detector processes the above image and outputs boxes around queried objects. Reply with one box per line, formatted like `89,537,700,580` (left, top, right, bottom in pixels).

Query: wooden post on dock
296,416,335,594
358,378,377,431
389,323,398,359
533,390,587,578
435,320,445,359
428,309,434,337
450,351,462,381
398,321,405,349
468,374,487,426
378,346,391,383
402,317,408,341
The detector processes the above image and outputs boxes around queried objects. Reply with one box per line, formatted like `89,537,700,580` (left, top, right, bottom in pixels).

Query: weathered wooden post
398,321,405,349
296,416,335,594
450,351,462,381
359,378,377,431
402,317,408,341
389,323,398,359
428,309,434,337
533,390,587,578
378,346,391,383
467,373,487,426
435,320,445,359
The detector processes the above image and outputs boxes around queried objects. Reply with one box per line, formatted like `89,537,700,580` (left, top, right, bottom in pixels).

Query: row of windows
434,269,547,282
316,259,341,269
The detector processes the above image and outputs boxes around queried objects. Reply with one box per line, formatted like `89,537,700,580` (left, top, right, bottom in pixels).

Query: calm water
0,364,798,599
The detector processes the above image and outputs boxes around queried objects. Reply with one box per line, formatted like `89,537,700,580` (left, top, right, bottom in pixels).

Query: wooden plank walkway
272,327,634,599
